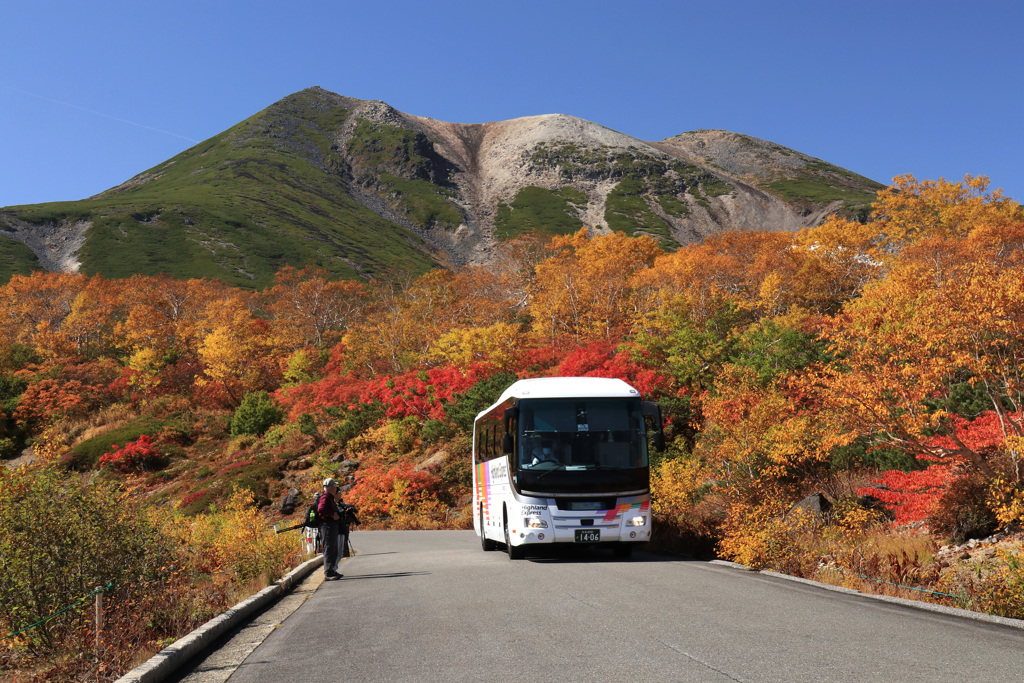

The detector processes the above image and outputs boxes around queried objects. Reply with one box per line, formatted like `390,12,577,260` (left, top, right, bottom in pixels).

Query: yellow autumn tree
791,216,885,314
341,270,451,376
426,322,522,370
197,294,279,404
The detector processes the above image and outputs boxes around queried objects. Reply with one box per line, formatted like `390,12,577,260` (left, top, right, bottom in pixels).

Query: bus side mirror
642,401,666,452
503,406,518,433
503,406,518,455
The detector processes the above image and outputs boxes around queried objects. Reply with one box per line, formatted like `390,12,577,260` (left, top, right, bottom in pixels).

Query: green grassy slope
494,186,588,239
0,237,41,281
762,159,884,221
0,89,437,288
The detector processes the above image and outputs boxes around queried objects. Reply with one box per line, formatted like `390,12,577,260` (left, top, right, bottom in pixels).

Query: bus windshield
517,397,648,471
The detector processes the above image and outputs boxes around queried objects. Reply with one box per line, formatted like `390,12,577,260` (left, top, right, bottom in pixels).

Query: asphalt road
175,530,1024,682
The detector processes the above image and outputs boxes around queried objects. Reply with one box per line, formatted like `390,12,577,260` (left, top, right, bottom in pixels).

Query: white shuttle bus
473,377,665,559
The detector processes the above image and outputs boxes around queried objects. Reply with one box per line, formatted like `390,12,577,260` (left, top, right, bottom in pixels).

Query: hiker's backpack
304,492,323,528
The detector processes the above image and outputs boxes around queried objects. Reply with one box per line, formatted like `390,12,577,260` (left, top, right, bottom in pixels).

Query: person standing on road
339,499,360,559
318,478,343,580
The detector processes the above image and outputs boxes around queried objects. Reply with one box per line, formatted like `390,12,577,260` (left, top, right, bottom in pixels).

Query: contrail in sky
5,85,200,143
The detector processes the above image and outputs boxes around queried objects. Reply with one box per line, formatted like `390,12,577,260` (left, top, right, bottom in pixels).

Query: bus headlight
525,517,548,529
625,515,647,527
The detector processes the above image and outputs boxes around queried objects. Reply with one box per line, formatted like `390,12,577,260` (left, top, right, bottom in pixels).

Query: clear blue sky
3,0,1022,208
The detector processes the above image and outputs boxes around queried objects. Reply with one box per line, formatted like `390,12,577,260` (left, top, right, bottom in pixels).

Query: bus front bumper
512,526,651,545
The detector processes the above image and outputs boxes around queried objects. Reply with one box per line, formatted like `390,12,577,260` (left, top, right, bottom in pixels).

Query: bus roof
479,377,641,420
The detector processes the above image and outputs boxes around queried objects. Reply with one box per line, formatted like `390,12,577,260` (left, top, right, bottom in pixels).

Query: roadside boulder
279,488,300,514
789,493,832,518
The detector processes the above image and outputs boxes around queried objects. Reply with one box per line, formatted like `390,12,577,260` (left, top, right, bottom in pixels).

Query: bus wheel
480,506,497,551
504,518,525,560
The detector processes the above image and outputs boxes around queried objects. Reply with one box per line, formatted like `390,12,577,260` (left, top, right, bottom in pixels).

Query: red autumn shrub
858,463,953,525
274,373,369,421
552,341,670,396
358,364,495,421
99,434,163,473
345,463,443,521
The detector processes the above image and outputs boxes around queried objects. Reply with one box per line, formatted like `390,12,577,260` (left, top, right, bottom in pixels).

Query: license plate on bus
575,529,600,543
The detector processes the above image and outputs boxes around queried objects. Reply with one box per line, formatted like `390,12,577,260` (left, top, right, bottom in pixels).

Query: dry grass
72,404,139,444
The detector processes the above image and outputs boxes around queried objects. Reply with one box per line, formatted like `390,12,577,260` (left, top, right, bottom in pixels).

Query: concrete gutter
710,559,1024,631
116,556,323,683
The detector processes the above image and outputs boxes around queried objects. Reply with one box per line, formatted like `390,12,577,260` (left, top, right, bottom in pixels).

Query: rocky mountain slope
0,87,883,287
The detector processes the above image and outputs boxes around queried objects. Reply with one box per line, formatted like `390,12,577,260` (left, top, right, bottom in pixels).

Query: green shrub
298,412,318,436
435,447,473,506
494,186,587,239
326,402,385,449
223,455,282,508
444,372,518,434
178,489,218,516
829,436,921,473
604,177,676,246
230,391,284,436
420,419,454,445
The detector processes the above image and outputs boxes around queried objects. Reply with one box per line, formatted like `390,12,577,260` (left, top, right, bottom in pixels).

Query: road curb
115,556,323,683
708,559,1024,631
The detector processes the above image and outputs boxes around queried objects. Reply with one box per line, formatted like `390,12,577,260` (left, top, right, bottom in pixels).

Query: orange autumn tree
633,230,801,318
529,228,662,344
453,233,547,327
262,265,369,350
698,363,840,492
55,276,124,359
341,270,458,376
341,251,540,377
816,264,989,475
695,361,843,568
421,238,548,371
810,179,1024,506
0,272,90,359
116,275,234,360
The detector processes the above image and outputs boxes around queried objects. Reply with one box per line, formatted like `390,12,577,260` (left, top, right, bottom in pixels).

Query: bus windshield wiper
535,464,567,479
